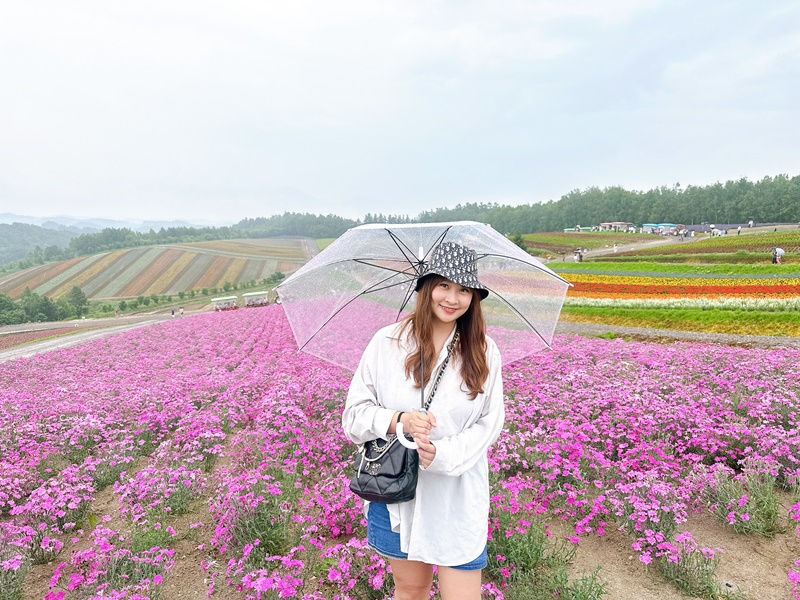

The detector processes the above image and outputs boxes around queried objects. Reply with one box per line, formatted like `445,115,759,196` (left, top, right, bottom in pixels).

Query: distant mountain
0,222,77,265
0,213,227,233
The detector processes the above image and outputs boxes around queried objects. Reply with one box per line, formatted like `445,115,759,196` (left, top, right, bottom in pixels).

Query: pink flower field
2,306,800,599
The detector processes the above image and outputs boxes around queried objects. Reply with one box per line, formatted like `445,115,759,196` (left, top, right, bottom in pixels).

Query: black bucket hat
415,241,489,300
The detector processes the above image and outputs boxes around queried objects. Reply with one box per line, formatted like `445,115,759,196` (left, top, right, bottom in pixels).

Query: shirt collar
388,322,457,363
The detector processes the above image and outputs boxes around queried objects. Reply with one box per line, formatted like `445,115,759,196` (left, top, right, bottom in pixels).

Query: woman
342,241,505,600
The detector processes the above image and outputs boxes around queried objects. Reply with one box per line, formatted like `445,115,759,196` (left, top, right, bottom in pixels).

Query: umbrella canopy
277,221,570,371
775,248,785,256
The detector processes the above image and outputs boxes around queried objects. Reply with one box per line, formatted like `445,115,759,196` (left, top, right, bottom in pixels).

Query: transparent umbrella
277,221,571,371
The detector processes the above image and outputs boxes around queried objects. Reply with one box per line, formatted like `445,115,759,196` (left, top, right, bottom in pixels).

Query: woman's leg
388,558,433,600
437,565,482,600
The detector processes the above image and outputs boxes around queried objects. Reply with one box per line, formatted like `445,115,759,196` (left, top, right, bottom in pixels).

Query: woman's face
429,278,474,325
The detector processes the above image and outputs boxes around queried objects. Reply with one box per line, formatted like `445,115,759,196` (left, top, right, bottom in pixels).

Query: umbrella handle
395,422,419,449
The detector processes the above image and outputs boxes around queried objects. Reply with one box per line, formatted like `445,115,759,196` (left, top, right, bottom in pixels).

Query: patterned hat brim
414,271,489,300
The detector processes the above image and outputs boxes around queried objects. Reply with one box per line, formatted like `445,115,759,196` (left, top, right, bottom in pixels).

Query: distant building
599,221,635,232
211,295,238,311
242,291,271,307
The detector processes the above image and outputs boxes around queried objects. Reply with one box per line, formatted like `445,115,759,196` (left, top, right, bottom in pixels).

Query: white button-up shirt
342,322,505,566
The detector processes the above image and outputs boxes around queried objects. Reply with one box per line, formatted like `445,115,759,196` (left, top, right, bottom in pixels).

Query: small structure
242,291,271,307
211,295,238,311
599,221,635,232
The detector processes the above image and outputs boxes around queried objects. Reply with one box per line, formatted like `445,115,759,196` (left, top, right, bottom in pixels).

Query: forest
3,173,799,270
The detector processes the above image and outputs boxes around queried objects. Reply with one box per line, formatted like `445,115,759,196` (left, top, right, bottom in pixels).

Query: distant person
180,307,184,317
171,308,175,317
772,248,778,264
737,226,741,235
613,243,618,253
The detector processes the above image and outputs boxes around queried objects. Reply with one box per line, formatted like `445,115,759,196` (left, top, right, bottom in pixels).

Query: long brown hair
399,275,489,400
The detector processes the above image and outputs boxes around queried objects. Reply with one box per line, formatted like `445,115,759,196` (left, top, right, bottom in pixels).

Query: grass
560,306,800,336
316,238,336,251
593,252,792,264
551,261,797,275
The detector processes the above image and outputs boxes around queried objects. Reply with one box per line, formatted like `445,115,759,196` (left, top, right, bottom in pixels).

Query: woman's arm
341,335,399,444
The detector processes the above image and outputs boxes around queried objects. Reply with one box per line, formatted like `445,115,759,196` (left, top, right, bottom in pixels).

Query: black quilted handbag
348,331,459,504
349,435,419,503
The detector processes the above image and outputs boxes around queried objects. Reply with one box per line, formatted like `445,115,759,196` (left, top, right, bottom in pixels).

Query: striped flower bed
48,252,121,298
192,256,233,290
116,248,184,298
565,296,800,311
142,251,198,296
4,258,85,298
567,273,800,298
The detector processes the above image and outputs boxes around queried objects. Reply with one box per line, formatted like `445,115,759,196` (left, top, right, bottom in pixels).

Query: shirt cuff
426,440,450,474
374,407,397,441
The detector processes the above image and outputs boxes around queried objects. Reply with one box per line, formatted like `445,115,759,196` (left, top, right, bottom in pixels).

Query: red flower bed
569,281,800,296
0,328,79,350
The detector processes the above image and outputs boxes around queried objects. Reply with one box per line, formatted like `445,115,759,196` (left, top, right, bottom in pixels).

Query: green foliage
231,484,293,569
0,293,25,325
93,551,170,600
509,232,527,251
503,566,607,600
0,542,28,600
487,509,575,584
659,550,720,598
0,222,75,266
563,305,800,330
552,261,796,275
710,465,782,537
130,524,174,553
66,286,89,316
17,287,71,322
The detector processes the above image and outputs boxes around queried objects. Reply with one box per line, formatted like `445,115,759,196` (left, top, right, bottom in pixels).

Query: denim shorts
366,502,487,571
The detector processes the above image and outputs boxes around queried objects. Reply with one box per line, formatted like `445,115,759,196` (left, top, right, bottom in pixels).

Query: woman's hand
409,409,437,468
405,409,436,438
416,436,436,468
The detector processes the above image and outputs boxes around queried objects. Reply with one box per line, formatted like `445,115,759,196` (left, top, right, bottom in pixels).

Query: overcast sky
1,1,798,225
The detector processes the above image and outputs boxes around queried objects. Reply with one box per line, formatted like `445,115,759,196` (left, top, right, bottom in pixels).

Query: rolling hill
0,238,312,300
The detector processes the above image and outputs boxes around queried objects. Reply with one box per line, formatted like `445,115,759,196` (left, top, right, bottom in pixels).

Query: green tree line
4,173,799,272
419,174,800,233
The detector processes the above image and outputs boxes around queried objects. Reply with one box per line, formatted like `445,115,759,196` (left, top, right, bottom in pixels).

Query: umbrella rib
484,285,552,350
397,279,417,318
295,270,416,351
386,226,453,267
352,258,419,277
386,230,423,270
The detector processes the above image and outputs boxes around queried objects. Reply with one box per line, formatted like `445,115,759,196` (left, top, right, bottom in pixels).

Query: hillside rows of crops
0,240,308,301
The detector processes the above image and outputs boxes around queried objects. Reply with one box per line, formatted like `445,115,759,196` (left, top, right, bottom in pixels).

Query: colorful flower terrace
1,307,800,598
